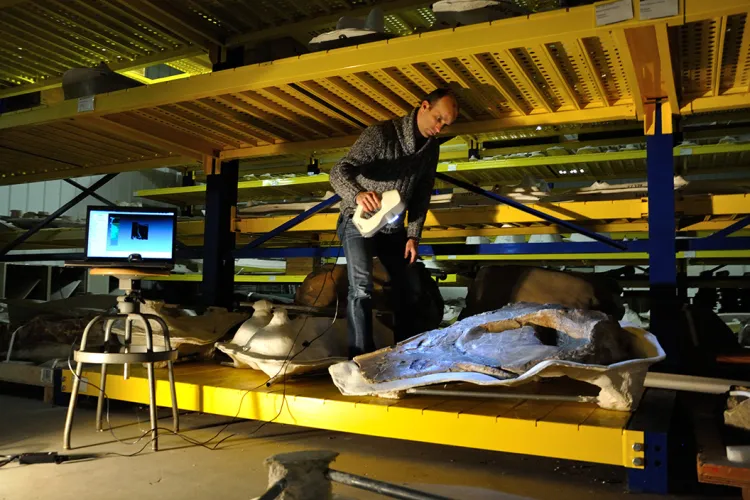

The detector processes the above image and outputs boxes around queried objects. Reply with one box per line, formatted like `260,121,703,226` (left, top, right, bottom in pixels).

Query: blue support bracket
627,389,675,494
435,172,627,250
234,195,341,258
704,216,750,240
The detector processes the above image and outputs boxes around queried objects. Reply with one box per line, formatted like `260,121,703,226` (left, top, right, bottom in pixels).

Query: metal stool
63,269,179,451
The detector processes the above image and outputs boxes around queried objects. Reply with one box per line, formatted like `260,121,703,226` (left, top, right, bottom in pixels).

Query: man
330,88,459,357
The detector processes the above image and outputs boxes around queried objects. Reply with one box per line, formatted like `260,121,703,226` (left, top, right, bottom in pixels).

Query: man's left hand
404,238,419,264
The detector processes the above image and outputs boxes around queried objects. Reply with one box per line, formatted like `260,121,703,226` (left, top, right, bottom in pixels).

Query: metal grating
680,19,719,97
1,1,749,184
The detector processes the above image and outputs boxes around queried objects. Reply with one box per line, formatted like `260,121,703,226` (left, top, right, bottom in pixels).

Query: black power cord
63,232,345,457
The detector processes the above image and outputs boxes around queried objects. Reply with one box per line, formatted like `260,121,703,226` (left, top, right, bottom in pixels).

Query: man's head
416,88,459,139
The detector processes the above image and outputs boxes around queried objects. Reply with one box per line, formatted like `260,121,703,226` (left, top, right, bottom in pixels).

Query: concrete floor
0,393,739,500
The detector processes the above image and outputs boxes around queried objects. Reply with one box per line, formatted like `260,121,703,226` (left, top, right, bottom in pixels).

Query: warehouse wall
0,169,181,219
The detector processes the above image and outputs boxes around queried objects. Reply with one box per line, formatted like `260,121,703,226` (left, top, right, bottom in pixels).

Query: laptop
66,206,177,270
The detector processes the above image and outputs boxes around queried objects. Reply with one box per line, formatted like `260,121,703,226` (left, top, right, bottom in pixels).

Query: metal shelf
1,194,747,251
63,363,645,469
2,1,749,185
137,173,332,205
134,143,750,205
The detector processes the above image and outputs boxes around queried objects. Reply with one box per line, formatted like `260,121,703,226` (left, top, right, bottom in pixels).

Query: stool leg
138,314,159,451
64,315,103,450
95,318,115,432
152,316,179,433
123,317,132,380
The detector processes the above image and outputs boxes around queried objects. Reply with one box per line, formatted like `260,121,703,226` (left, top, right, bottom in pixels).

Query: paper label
595,0,634,26
639,0,678,20
268,276,276,281
447,255,457,260
447,164,457,171
683,251,696,258
79,376,88,393
679,148,693,156
40,368,53,385
77,96,95,113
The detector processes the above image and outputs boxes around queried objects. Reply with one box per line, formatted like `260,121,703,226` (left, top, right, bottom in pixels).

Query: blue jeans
337,215,409,357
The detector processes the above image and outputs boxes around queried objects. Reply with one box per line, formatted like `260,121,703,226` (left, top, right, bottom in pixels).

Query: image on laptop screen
86,207,176,261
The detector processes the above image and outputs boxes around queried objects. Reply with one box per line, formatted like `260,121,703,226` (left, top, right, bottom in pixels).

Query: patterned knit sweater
329,108,439,240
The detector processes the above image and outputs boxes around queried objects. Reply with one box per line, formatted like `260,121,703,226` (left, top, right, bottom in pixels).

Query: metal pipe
257,479,287,500
436,172,627,250
95,319,114,432
123,318,132,380
151,315,179,433
234,194,341,256
3,326,22,362
0,173,118,256
326,469,452,500
63,314,106,450
136,313,159,451
645,372,750,394
405,388,597,403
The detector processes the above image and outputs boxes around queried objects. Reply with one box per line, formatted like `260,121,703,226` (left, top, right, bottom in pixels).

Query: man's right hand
355,191,382,213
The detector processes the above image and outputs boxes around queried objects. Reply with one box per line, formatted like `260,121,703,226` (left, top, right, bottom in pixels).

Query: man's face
416,96,459,139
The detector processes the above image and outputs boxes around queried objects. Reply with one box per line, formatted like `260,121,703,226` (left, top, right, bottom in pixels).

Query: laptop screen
85,207,176,261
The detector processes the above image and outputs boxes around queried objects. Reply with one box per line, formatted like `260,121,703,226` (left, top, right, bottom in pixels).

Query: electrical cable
65,231,346,456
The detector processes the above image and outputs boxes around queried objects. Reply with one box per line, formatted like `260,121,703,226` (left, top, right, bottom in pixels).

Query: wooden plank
0,363,53,387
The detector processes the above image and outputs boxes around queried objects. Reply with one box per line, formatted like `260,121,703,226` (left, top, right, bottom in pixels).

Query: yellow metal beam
142,107,245,149
0,156,194,185
296,80,380,127
136,174,331,205
654,23,679,112
255,87,349,136
192,99,281,145
467,54,528,116
93,115,220,159
0,0,698,130
237,91,331,139
613,30,642,120
445,105,637,136
232,194,749,234
618,23,680,120
142,274,306,283
682,93,750,114
214,95,309,142
219,135,359,161
63,365,644,468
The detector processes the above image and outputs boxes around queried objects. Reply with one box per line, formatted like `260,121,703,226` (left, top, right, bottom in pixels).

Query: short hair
422,88,458,107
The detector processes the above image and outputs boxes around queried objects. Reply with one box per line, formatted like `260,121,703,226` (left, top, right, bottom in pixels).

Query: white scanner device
352,190,405,238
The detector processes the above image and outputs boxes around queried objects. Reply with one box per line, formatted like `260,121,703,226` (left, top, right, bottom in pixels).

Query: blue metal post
626,389,674,494
647,101,679,365
202,159,239,309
